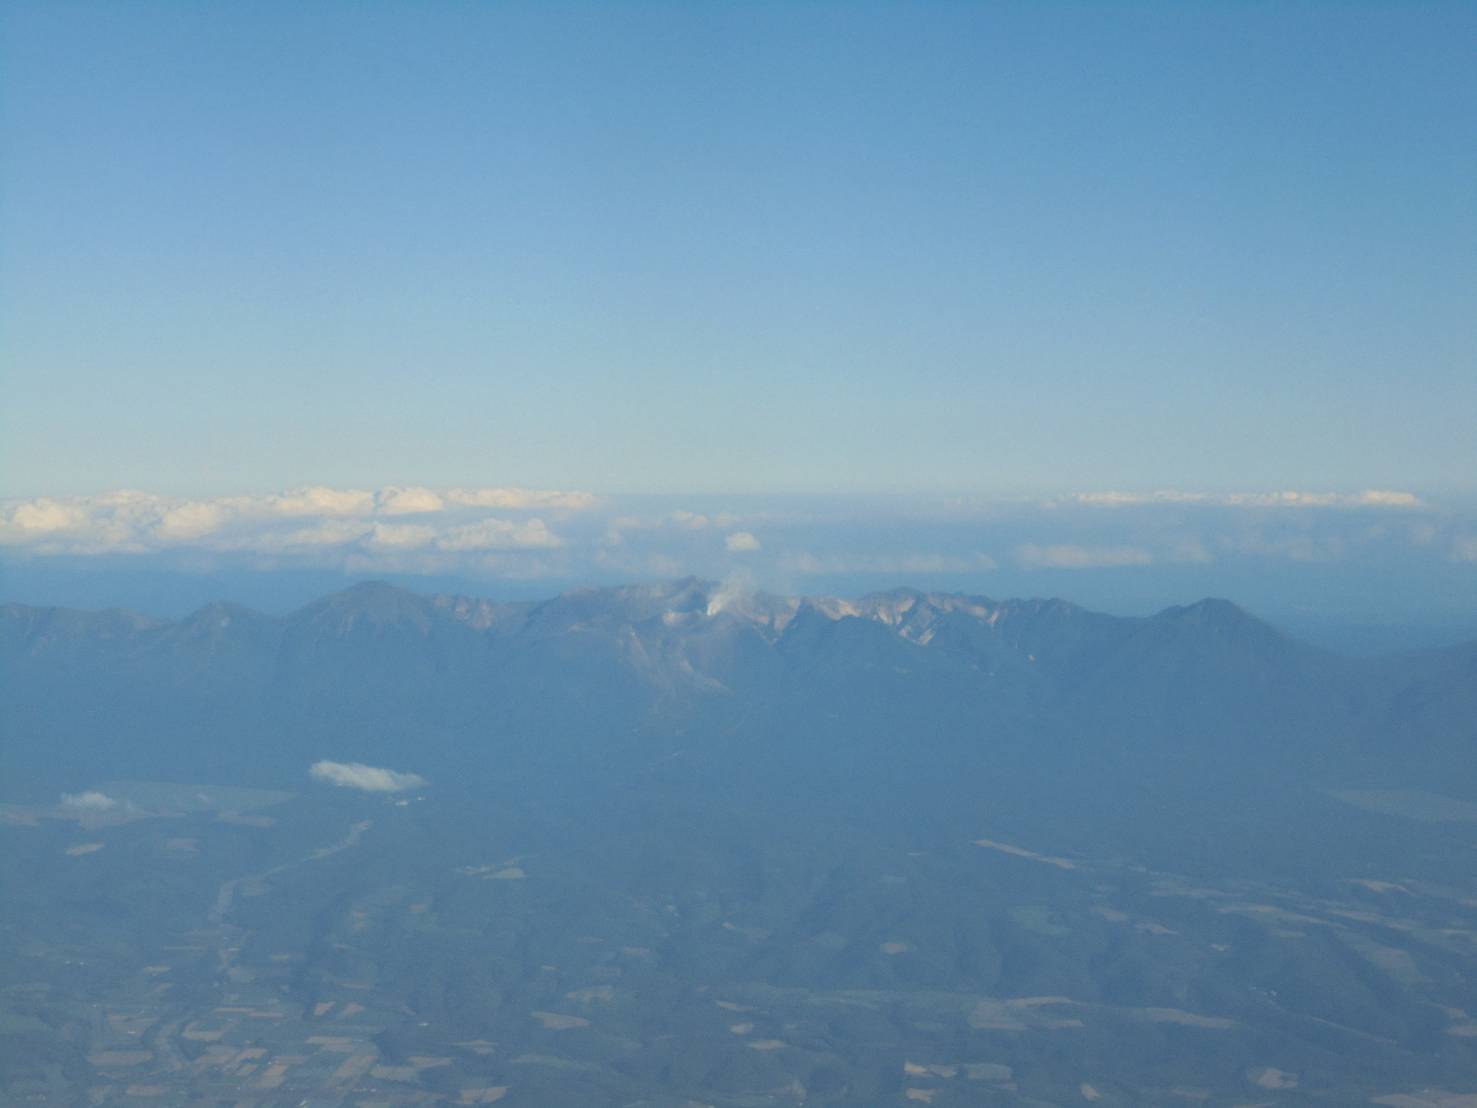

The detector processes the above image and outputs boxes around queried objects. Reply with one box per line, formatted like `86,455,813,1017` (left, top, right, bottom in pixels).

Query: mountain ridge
4,579,1473,803
0,578,1361,655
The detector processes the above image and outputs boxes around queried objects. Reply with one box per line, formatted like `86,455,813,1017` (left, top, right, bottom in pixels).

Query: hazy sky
4,1,1473,499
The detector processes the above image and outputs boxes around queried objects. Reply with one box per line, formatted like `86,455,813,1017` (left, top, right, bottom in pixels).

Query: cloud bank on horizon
1,483,1473,588
0,485,584,559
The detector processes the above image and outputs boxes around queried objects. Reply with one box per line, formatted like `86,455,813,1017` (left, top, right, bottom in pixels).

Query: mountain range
4,577,1469,788
7,579,1477,1104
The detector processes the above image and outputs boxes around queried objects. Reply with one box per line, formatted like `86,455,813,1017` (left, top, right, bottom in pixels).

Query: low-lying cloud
1,485,1469,607
60,790,118,810
310,760,427,793
1064,489,1425,510
0,485,591,560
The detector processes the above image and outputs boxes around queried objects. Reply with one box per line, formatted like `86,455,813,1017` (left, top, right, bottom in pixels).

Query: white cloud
445,487,596,510
1069,491,1209,508
1224,491,1352,509
263,486,375,516
9,498,87,533
0,484,1452,588
60,790,117,810
309,760,426,792
156,501,229,540
1452,536,1477,563
375,486,445,515
0,494,153,554
0,484,588,563
365,522,437,550
1353,489,1423,508
1015,543,1154,569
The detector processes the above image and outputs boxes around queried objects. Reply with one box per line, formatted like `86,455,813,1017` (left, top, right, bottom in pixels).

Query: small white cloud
60,790,117,811
1355,489,1423,508
725,531,761,552
1451,536,1477,563
309,760,426,792
1015,543,1153,569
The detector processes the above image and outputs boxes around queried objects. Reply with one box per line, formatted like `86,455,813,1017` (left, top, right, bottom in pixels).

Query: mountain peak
1159,597,1258,627
1145,598,1304,657
291,581,435,636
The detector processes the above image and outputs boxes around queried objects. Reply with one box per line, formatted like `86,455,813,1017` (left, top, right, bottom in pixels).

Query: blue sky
3,1,1474,498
